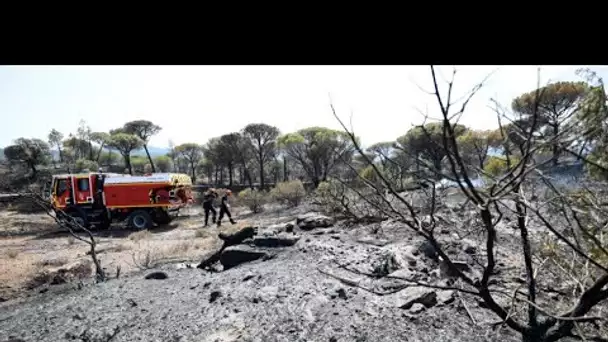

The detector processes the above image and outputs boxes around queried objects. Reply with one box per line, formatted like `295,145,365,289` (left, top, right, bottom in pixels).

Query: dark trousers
203,202,216,225
218,204,233,224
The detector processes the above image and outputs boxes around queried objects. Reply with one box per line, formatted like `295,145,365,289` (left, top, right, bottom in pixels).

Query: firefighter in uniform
202,188,218,227
217,189,236,227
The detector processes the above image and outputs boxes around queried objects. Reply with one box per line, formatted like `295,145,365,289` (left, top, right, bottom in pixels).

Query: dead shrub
314,180,356,216
270,180,306,207
129,230,152,242
167,241,192,256
131,248,162,270
26,260,92,289
6,249,19,259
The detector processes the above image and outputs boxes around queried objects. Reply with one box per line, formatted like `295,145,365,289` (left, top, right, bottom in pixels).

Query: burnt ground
0,201,599,342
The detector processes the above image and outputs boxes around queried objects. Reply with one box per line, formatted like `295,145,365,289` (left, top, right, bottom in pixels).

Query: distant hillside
133,146,171,157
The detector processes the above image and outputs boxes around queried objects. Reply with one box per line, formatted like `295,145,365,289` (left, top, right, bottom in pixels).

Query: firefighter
217,189,236,226
202,188,218,227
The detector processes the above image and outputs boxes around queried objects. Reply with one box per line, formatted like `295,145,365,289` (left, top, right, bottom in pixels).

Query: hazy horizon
2,65,607,149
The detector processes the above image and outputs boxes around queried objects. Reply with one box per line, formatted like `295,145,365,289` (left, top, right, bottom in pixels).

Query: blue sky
1,65,607,148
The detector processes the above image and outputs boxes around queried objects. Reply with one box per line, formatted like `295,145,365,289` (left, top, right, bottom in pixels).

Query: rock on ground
395,286,438,309
296,213,334,230
253,232,300,247
219,245,269,270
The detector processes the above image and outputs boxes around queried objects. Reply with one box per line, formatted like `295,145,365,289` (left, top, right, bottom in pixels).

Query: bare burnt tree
28,193,106,282
329,66,608,342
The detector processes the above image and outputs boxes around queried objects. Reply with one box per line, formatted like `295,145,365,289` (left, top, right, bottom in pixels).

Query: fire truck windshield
56,179,68,195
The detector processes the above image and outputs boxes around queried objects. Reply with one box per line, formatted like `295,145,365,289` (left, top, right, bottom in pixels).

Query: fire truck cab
50,172,194,230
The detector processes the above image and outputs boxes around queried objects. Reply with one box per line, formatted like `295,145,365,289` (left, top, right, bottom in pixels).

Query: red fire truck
50,172,194,230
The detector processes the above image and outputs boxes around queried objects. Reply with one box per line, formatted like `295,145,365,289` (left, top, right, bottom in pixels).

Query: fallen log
196,226,256,270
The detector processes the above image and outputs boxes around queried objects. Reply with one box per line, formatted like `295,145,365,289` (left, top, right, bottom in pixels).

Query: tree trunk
29,163,38,179
259,151,265,190
214,167,219,185
552,124,560,166
206,167,213,184
88,141,94,161
170,155,177,172
190,162,196,182
144,144,156,172
243,165,253,189
283,157,288,182
88,242,106,282
95,143,104,163
220,167,224,185
312,161,321,188
433,157,442,177
124,155,133,175
228,162,233,186
274,164,279,184
522,327,547,342
577,140,588,161
58,146,64,163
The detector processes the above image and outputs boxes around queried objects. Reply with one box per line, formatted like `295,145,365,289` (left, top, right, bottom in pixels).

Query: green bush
483,155,521,177
357,164,393,189
587,151,608,180
75,159,99,173
270,180,306,207
238,188,267,213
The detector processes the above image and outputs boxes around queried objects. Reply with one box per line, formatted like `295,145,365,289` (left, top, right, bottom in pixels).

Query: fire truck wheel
96,216,112,230
128,210,153,230
152,208,172,225
66,207,90,229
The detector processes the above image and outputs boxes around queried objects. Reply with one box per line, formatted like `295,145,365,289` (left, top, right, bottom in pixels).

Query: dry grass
0,251,40,294
37,255,69,267
0,207,228,301
194,229,208,238
0,210,56,236
131,247,162,270
115,242,132,252
166,240,192,256
129,230,152,242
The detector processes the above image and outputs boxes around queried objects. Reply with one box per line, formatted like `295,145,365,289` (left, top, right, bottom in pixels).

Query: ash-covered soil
0,203,559,342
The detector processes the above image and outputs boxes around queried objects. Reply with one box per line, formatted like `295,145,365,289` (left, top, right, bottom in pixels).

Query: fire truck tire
97,215,112,230
66,207,90,229
152,208,172,225
128,210,153,230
